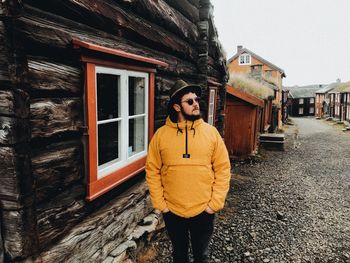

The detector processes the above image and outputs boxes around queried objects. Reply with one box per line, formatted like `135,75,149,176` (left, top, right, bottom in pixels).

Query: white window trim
207,89,216,125
238,53,251,65
299,98,304,104
95,66,149,179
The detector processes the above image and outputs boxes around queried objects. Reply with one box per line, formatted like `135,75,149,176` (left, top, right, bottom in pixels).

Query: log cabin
0,0,227,262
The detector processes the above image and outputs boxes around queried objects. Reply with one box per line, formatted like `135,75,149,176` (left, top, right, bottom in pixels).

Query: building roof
288,85,323,98
333,81,350,93
228,46,286,78
315,82,339,94
228,74,274,100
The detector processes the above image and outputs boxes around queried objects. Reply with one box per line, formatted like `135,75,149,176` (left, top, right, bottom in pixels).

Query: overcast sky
210,0,350,86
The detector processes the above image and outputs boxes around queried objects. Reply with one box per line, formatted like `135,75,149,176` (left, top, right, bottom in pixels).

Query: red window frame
73,40,167,201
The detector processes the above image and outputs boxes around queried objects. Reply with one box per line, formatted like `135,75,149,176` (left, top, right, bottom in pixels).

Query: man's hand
205,206,215,214
162,207,170,213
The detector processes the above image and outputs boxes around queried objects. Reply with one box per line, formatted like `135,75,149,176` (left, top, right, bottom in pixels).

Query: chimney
250,64,263,81
237,45,243,53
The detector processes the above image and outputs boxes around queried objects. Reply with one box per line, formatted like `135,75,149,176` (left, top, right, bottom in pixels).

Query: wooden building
227,46,286,130
0,1,227,262
225,75,274,157
329,82,350,122
224,85,264,158
315,83,337,118
287,85,322,117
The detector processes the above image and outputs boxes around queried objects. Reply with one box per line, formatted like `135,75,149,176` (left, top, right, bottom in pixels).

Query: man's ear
173,103,181,112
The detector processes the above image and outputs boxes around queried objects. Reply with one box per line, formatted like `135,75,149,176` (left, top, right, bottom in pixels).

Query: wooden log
27,58,82,94
36,184,87,247
1,205,38,260
15,6,198,77
0,0,23,17
22,2,197,61
0,89,30,118
30,98,83,139
39,181,152,263
188,0,200,8
0,21,10,83
31,140,83,203
0,146,34,208
119,0,199,44
0,116,29,145
164,0,200,23
0,221,3,263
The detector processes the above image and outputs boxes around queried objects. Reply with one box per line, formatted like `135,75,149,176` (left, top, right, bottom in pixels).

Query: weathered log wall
0,0,227,261
0,2,39,260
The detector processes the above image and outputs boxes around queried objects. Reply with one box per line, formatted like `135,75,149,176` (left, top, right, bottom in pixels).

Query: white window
95,66,149,179
309,107,314,114
299,98,304,104
207,88,216,125
310,98,314,104
239,53,251,65
299,108,304,114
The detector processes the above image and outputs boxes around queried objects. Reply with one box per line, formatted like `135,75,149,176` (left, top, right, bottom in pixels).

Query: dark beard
181,107,201,121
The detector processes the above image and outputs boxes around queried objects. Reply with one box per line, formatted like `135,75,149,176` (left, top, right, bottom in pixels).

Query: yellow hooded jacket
146,117,231,218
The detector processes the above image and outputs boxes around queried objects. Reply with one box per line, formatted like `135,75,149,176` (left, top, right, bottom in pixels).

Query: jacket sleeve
145,131,167,212
208,129,231,212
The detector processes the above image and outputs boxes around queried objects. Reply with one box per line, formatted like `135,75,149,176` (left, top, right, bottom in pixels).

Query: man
146,79,231,263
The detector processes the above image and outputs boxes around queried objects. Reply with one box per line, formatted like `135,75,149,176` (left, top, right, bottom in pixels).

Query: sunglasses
181,97,200,106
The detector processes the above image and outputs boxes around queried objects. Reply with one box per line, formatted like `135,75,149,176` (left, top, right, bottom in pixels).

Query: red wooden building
224,85,264,158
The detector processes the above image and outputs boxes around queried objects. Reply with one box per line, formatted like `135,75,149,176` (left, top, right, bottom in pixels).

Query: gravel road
145,117,350,263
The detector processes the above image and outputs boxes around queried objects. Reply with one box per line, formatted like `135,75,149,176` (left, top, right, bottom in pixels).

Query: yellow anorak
146,117,231,218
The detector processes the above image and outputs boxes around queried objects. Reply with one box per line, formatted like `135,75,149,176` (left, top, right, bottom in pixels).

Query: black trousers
163,211,215,263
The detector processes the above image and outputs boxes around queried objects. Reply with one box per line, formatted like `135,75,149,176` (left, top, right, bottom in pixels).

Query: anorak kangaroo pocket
163,163,214,208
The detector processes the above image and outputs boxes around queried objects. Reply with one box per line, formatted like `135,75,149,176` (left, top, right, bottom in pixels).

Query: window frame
299,98,304,104
95,66,149,179
207,87,217,125
73,40,167,201
239,53,251,65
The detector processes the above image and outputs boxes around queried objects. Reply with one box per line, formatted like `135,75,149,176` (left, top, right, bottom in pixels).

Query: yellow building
228,46,286,129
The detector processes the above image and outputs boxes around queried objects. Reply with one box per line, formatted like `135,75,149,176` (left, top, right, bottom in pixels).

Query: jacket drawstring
176,123,183,135
190,121,196,137
183,121,190,158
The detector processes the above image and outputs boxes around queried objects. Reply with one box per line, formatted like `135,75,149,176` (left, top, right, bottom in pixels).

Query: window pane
97,73,120,121
128,117,145,157
98,121,119,166
129,76,145,116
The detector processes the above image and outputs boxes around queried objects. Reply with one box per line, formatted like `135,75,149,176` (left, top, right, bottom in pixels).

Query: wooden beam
73,39,168,68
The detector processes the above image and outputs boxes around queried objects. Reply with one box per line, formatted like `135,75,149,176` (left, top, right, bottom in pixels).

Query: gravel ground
146,117,350,263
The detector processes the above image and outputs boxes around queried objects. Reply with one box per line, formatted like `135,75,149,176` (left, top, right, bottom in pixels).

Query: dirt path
147,117,350,263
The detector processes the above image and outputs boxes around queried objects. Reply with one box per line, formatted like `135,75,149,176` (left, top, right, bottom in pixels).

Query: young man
146,79,231,263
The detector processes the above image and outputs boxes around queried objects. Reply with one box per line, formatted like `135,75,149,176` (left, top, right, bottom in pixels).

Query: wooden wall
0,0,227,261
224,96,260,157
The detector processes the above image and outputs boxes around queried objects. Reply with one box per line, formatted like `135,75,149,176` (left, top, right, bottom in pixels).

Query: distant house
227,46,286,130
329,82,350,122
315,83,338,118
287,85,323,117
